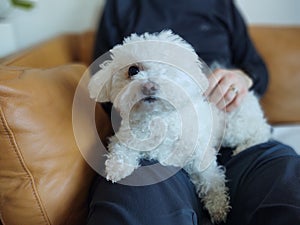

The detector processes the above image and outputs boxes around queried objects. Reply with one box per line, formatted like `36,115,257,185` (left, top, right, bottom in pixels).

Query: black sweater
94,0,268,96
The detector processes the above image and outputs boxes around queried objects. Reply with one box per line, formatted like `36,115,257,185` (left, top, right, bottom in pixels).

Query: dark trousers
87,141,300,225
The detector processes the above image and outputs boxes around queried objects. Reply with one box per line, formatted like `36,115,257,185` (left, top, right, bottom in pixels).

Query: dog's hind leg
186,159,230,223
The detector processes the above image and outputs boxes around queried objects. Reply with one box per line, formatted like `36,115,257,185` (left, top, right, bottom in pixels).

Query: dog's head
88,30,209,115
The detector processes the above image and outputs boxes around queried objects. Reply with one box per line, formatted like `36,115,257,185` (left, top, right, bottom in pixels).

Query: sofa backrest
0,31,95,69
249,26,300,124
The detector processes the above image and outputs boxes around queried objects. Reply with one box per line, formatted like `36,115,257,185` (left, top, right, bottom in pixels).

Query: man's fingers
225,94,243,112
216,84,237,109
204,70,223,97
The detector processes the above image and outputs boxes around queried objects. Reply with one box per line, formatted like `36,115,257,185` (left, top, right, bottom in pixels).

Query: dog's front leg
105,137,141,182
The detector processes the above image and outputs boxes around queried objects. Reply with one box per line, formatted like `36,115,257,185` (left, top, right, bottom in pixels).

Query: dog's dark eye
128,65,140,77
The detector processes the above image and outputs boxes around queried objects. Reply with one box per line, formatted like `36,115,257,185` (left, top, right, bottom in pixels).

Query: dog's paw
105,159,137,183
202,190,230,223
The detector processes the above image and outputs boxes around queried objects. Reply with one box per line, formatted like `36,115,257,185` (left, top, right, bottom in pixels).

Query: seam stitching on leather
0,106,51,225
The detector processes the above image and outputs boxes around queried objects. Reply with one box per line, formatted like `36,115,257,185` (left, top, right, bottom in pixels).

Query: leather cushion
0,64,110,225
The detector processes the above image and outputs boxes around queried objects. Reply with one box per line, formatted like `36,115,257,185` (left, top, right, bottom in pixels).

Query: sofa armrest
0,64,113,225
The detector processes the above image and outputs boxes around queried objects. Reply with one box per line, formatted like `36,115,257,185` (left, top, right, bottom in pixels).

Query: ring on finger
229,84,239,95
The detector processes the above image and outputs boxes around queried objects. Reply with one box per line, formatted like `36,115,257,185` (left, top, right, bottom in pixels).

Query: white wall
236,0,300,25
0,0,105,57
0,0,299,58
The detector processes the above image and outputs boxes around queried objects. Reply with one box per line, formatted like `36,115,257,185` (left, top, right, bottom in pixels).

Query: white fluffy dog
88,30,271,223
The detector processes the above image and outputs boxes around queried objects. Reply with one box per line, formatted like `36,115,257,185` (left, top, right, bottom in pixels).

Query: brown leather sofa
0,26,299,225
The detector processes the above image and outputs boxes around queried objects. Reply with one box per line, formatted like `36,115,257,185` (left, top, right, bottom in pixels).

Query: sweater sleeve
93,0,124,60
92,0,125,115
228,1,269,96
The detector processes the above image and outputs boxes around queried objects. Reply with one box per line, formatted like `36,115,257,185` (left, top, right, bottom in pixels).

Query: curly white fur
88,30,271,223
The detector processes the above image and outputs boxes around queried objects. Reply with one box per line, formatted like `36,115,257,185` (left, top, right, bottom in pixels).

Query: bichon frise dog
88,30,271,223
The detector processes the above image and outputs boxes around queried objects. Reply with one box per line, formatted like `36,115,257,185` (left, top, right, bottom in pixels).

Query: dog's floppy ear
88,69,111,103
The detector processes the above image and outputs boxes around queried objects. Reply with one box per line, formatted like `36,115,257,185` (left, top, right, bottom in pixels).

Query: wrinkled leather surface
0,65,111,225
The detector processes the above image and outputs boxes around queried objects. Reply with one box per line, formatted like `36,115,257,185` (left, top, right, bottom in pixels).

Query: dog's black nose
142,81,159,96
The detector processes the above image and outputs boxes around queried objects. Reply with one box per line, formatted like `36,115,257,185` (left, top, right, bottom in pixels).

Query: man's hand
204,69,253,112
